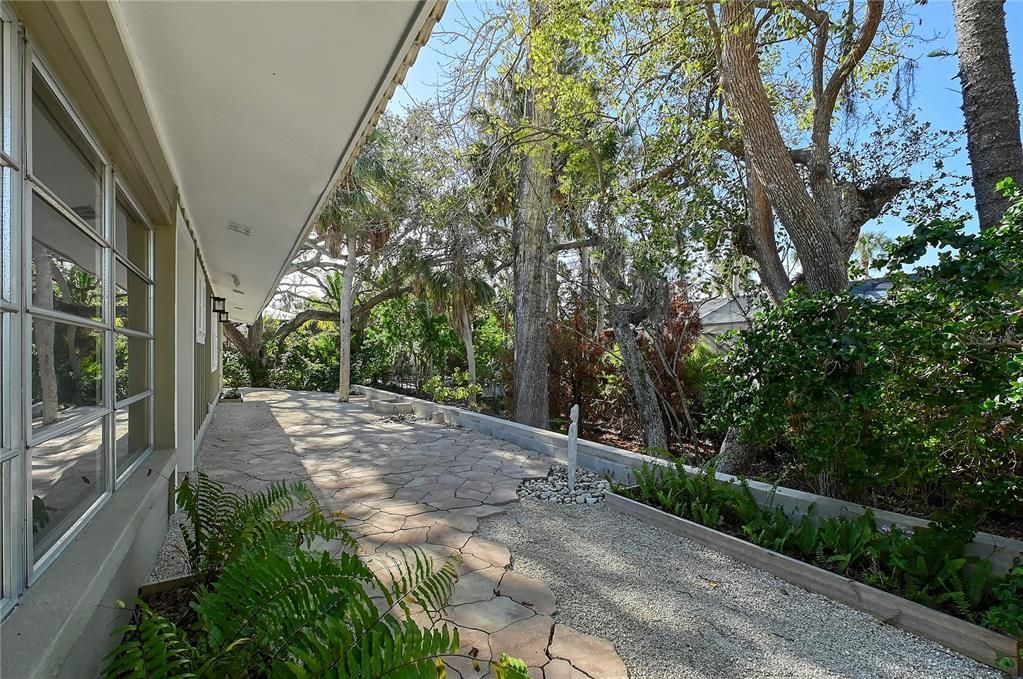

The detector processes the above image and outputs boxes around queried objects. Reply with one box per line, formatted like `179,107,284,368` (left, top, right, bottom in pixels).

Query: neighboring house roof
699,278,898,335
698,296,761,331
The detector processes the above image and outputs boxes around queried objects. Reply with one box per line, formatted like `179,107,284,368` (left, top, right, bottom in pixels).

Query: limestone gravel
479,500,1001,679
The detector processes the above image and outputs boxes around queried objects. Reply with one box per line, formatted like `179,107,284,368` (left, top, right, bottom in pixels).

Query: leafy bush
423,370,483,407
625,462,1023,635
710,182,1023,518
270,327,340,393
107,474,528,678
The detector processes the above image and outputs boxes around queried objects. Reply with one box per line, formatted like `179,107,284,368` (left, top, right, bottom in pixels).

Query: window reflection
115,198,149,275
31,194,103,322
115,261,149,333
115,400,150,476
115,333,149,402
31,418,105,560
31,69,101,231
31,318,103,431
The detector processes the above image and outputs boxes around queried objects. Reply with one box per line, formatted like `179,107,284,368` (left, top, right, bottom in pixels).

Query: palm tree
952,0,1023,228
853,230,892,274
413,248,495,403
315,129,397,402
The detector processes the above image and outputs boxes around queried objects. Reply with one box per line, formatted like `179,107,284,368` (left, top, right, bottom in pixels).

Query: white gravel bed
146,510,189,583
478,500,1001,679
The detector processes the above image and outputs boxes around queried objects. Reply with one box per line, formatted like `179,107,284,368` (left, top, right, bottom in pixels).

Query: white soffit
112,0,437,322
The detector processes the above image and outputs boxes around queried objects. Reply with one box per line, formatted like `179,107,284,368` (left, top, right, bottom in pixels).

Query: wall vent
227,221,252,237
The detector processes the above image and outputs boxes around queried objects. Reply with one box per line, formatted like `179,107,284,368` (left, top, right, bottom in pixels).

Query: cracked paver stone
497,572,557,616
450,566,505,606
446,596,535,633
542,659,590,679
549,624,628,679
488,615,555,669
463,537,512,568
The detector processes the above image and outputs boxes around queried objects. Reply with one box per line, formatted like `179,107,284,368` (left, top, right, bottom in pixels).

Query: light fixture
211,296,226,313
217,311,230,323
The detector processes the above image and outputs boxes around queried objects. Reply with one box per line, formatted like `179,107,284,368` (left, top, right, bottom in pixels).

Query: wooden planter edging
138,574,195,599
604,491,1021,675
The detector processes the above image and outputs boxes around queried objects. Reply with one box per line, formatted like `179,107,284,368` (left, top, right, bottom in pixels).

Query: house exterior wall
0,3,220,676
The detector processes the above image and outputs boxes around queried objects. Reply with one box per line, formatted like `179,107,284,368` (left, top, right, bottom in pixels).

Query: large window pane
115,399,150,476
1,166,12,304
31,69,101,231
1,457,10,600
115,333,149,402
115,260,149,333
32,194,103,322
31,318,104,432
31,418,105,560
115,197,148,275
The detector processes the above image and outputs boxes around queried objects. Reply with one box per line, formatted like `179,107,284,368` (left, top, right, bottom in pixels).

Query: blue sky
390,0,1023,246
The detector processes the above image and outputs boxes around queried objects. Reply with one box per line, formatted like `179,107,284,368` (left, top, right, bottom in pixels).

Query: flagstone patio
197,388,627,679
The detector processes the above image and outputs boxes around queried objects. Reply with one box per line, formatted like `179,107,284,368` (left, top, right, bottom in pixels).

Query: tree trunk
737,159,791,305
511,6,552,429
33,252,58,425
459,304,478,405
720,0,849,296
611,307,667,453
952,0,1023,228
338,237,357,402
547,248,560,322
714,427,756,475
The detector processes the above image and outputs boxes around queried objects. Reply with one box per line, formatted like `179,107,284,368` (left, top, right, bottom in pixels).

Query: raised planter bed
605,491,1021,674
355,384,1023,575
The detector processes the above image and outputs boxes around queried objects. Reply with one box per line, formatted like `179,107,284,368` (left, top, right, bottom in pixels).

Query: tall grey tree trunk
33,252,58,424
338,237,357,402
513,150,551,428
511,6,551,429
547,248,560,322
459,305,478,405
952,0,1023,228
610,307,667,453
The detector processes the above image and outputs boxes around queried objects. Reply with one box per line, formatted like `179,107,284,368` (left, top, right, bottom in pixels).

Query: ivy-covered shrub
711,182,1023,519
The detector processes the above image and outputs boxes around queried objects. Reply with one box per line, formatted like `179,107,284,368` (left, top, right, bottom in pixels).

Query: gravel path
478,500,1002,679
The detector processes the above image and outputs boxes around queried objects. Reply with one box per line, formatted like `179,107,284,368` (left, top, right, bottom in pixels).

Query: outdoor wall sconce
211,295,226,313
217,311,230,323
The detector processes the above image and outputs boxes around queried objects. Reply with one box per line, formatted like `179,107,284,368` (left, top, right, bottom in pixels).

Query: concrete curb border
355,385,1023,573
604,491,1021,675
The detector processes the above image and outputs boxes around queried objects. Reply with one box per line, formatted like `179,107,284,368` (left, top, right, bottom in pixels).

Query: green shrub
624,462,1023,633
106,475,528,678
709,182,1023,516
423,370,483,407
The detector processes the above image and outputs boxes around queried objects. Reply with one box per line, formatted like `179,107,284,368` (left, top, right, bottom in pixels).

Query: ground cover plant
105,474,527,678
622,460,1023,658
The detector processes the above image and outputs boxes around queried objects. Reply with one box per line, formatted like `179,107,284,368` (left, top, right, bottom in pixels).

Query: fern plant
177,472,353,585
107,475,528,678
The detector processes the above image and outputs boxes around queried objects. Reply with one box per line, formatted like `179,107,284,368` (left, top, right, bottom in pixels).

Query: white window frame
0,21,159,611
